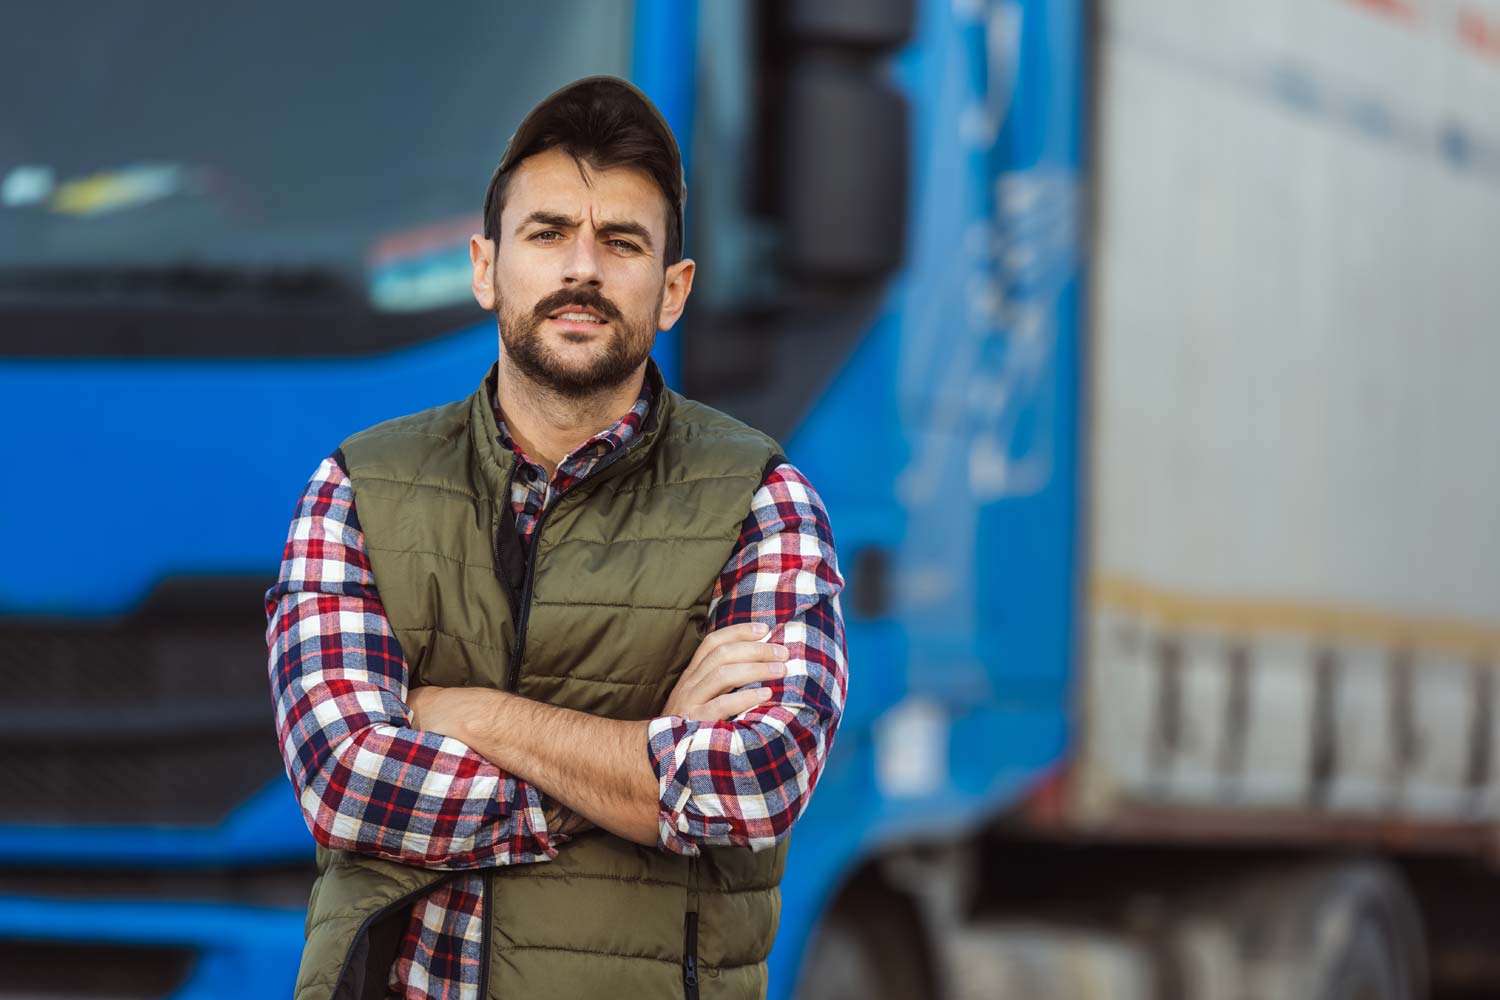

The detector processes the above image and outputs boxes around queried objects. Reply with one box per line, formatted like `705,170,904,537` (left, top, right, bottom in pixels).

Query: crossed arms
264,455,847,868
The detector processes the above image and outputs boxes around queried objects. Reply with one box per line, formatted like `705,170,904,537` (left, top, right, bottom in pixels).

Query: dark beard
498,284,661,397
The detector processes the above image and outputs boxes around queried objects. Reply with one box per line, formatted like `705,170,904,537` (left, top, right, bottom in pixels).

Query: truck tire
1321,907,1406,1000
794,883,937,1000
1210,860,1427,1000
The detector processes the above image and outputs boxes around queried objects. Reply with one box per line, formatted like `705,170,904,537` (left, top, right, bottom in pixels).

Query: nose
562,229,603,287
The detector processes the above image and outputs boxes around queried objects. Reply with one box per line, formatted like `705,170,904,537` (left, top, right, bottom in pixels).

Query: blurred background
2,0,1498,997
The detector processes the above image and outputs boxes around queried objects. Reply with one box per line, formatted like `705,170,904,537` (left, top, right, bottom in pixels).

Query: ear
470,235,497,311
656,257,696,331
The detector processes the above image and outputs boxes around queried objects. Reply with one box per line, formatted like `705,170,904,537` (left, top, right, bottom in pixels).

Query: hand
409,690,598,840
663,621,788,722
406,684,470,739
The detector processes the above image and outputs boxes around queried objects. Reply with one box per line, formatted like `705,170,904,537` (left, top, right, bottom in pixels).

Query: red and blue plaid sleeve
646,463,848,854
265,456,554,869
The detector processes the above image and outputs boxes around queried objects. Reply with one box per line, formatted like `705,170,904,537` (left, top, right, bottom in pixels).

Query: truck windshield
0,2,632,340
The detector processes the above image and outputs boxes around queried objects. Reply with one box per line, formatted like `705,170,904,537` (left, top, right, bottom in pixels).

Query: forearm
269,591,555,867
652,462,849,853
441,688,660,847
266,457,554,869
293,720,552,867
649,620,844,852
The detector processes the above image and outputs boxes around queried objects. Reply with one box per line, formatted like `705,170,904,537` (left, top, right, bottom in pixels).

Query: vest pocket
683,910,700,1000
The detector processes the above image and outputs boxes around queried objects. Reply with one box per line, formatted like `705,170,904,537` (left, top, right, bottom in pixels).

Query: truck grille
0,941,193,998
0,579,287,827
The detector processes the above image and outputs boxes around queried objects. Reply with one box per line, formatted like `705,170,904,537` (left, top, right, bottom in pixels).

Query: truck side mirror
681,0,915,433
777,57,909,280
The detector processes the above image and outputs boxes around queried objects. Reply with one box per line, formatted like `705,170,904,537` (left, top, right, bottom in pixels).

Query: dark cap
481,75,686,248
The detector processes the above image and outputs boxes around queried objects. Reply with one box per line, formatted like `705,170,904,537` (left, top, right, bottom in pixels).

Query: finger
686,624,764,675
688,622,772,671
698,660,788,699
678,643,788,703
703,687,776,721
699,640,788,675
715,620,773,640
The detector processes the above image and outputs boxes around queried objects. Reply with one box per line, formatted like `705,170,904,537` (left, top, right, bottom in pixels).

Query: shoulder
659,389,785,480
337,395,473,482
743,461,838,548
295,453,356,519
759,461,821,498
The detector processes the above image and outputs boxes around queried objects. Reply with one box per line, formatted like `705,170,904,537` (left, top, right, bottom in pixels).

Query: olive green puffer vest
292,360,790,1000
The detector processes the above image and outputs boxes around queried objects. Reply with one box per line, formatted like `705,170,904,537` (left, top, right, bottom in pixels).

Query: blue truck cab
0,1,1085,996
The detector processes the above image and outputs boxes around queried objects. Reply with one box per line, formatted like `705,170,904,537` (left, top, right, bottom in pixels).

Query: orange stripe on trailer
1090,576,1500,662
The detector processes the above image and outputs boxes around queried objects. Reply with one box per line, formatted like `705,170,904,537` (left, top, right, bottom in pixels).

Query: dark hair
483,89,684,265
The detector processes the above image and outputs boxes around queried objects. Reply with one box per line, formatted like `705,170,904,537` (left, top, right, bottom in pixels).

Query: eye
608,238,640,252
531,230,563,242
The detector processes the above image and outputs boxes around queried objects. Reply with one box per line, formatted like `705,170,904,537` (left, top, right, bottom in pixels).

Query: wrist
452,687,513,754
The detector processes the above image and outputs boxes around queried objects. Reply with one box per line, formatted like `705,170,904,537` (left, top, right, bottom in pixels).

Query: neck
495,357,648,480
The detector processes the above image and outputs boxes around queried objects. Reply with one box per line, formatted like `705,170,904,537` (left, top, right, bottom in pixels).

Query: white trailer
1084,0,1500,832
1066,0,1500,995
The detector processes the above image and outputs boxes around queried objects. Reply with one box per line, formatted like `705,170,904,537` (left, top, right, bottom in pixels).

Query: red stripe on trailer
1346,0,1420,24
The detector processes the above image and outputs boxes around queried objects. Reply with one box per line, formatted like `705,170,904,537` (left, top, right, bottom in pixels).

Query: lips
534,289,621,330
547,306,607,324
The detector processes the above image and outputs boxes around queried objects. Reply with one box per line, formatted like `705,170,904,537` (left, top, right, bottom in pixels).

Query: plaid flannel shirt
265,378,847,999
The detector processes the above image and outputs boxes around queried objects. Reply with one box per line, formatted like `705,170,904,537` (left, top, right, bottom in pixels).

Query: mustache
531,286,625,325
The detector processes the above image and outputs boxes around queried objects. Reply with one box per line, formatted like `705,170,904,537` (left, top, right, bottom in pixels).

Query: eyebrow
515,211,655,251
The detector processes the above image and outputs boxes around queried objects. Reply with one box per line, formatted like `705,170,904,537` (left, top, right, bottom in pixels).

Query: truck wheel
1209,860,1427,1000
1322,907,1406,1000
794,884,936,1000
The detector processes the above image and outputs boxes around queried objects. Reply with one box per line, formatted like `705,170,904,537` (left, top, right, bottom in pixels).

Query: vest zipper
504,424,651,689
684,855,701,1000
477,870,494,999
508,488,561,689
683,911,700,1000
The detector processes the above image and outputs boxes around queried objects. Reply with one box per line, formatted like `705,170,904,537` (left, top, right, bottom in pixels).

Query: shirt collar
494,373,655,478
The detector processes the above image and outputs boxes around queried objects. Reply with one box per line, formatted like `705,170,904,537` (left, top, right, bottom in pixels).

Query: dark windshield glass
1,2,632,316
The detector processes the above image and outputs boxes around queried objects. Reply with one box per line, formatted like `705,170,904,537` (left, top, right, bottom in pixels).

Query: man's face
470,146,694,397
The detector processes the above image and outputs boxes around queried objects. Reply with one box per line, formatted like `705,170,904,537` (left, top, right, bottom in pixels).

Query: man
264,76,847,1000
